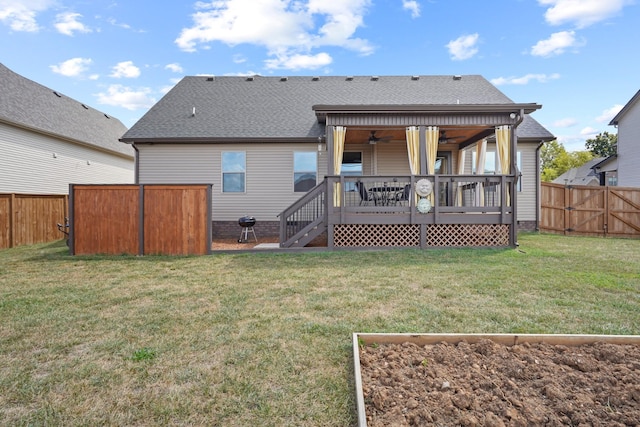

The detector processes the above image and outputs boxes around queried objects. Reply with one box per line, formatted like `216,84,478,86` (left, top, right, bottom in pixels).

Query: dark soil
359,339,640,426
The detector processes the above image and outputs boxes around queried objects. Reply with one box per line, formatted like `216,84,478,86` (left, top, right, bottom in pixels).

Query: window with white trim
517,151,522,192
341,152,363,192
293,152,317,192
222,151,246,192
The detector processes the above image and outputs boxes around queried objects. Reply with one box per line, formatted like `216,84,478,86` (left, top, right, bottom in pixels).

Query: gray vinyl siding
0,122,134,194
516,143,539,222
374,142,411,175
137,143,323,222
136,140,540,222
617,101,640,187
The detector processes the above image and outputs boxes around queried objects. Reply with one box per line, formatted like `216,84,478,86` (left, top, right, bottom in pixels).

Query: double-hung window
293,152,317,192
222,151,246,192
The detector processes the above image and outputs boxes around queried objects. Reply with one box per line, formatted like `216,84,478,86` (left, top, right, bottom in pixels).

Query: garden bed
353,333,640,426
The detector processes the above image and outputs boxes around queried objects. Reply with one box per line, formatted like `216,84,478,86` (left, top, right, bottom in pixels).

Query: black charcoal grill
238,215,257,243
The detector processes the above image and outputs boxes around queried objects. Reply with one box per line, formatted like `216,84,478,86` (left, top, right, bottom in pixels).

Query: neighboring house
592,155,618,186
121,74,554,248
609,89,640,187
553,157,605,186
0,63,134,195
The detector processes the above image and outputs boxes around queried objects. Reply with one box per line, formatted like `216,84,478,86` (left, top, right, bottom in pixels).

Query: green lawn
1,233,638,426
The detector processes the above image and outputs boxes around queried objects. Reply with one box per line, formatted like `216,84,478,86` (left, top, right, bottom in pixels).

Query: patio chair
394,184,411,205
355,181,378,206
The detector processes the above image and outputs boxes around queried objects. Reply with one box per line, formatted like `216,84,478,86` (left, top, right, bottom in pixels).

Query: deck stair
279,180,327,248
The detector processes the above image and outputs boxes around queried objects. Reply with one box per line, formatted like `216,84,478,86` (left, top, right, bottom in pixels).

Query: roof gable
609,89,640,125
0,63,132,157
122,74,548,142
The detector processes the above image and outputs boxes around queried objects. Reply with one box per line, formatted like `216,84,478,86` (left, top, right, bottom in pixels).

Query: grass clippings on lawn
0,233,638,426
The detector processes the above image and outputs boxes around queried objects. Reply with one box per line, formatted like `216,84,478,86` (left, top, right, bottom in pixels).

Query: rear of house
122,74,554,248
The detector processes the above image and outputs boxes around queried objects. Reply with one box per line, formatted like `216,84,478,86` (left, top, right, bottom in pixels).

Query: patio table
370,185,403,206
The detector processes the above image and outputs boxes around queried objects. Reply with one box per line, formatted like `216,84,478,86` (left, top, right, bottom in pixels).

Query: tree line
540,132,617,182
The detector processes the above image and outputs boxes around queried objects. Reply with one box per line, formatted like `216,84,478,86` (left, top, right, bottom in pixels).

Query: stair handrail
278,180,328,247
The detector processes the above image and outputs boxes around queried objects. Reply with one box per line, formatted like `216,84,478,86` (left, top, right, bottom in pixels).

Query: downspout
132,143,140,184
535,140,544,232
511,110,524,246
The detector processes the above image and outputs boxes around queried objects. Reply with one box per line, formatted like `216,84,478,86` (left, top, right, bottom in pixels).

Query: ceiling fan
368,131,393,144
438,131,464,144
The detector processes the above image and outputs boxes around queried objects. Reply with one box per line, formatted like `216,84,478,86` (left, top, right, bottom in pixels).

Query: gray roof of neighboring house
0,63,132,158
121,74,551,143
553,157,604,186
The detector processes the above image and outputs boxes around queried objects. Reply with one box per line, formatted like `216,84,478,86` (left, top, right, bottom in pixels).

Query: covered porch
279,103,540,248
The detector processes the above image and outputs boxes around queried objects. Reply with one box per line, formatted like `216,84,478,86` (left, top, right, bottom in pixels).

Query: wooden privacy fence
71,184,212,255
0,193,68,249
540,182,640,238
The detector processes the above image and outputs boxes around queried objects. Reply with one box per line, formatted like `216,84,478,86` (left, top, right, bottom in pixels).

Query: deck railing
278,174,517,247
326,174,515,221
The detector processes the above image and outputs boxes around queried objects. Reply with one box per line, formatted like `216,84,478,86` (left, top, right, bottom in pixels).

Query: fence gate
565,186,606,236
607,187,640,238
540,182,640,238
71,184,212,255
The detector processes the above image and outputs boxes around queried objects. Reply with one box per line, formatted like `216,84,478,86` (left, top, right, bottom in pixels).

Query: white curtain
456,149,466,206
333,126,346,206
406,126,420,205
426,126,439,174
496,125,511,205
426,126,439,204
475,138,487,206
405,126,420,175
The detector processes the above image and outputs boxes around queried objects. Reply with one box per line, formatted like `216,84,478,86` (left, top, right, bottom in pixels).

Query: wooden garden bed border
352,333,640,427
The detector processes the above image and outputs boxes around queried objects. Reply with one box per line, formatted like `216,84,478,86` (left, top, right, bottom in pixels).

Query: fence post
604,186,610,237
563,186,571,235
9,193,15,248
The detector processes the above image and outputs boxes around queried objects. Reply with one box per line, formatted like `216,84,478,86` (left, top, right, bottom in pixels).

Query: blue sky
1,0,638,151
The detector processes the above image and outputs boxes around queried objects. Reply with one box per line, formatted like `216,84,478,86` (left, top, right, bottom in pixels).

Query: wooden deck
280,175,517,248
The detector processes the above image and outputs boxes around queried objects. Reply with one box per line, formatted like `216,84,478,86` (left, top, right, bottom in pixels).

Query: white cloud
446,33,479,61
232,54,247,64
265,52,332,70
596,104,623,123
553,118,578,128
555,134,587,152
402,0,420,18
95,84,156,110
223,71,262,77
491,73,560,85
580,126,599,137
54,12,91,36
530,30,577,57
539,0,631,28
165,63,184,73
0,0,54,32
175,0,372,71
49,57,92,77
110,61,141,78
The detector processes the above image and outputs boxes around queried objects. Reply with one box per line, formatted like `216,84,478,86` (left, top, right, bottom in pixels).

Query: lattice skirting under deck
332,224,510,248
426,224,510,247
333,224,420,247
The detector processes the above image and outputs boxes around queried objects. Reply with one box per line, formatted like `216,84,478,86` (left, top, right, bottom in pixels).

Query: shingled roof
121,74,549,143
513,114,554,140
0,63,132,158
